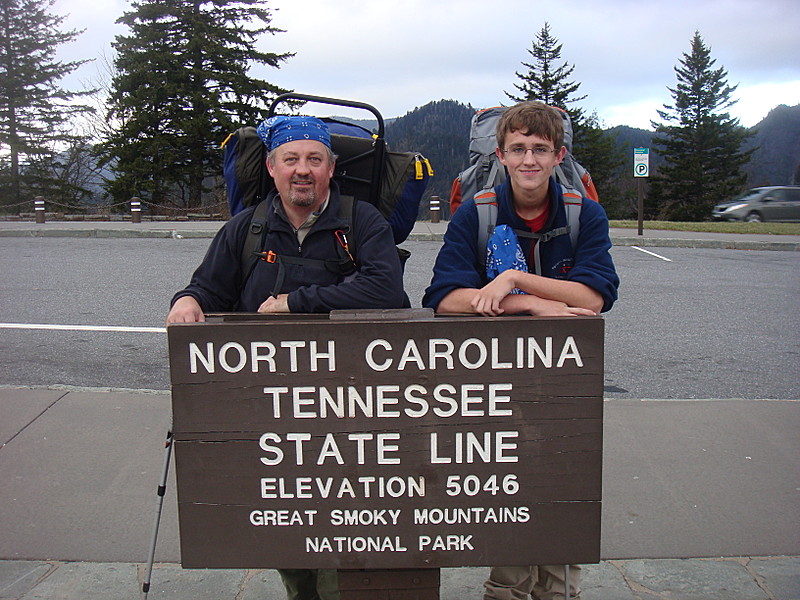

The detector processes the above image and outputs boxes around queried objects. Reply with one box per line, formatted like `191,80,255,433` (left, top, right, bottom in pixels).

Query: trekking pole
142,425,174,599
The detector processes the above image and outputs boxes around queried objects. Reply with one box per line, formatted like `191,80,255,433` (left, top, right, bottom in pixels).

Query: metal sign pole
633,148,649,236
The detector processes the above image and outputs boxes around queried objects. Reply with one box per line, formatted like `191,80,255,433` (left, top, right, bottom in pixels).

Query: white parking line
0,323,166,333
631,246,673,262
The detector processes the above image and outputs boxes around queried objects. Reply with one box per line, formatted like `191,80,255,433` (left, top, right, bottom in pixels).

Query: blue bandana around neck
486,224,528,294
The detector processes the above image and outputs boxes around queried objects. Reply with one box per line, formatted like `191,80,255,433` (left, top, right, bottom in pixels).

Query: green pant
277,568,339,600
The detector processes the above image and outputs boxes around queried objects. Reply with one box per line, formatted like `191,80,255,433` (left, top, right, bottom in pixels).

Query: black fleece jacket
172,183,407,313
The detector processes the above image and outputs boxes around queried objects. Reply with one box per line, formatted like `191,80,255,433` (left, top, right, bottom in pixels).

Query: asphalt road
1,236,798,399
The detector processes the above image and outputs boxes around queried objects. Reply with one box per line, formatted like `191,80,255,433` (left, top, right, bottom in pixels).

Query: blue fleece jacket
422,177,619,312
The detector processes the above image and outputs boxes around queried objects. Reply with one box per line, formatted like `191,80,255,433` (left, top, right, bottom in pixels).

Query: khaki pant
484,564,582,600
277,568,339,600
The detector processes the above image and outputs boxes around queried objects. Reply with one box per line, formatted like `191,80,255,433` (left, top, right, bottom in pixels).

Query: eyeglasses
503,146,555,159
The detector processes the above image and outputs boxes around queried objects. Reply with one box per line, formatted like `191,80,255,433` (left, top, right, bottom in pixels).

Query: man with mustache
168,115,407,322
167,115,408,600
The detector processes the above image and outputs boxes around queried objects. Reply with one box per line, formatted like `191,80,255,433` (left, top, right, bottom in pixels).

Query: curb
2,227,799,251
0,228,212,239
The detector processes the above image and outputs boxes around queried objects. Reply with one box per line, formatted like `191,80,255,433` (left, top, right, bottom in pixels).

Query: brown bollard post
130,197,142,223
34,196,45,223
430,195,440,224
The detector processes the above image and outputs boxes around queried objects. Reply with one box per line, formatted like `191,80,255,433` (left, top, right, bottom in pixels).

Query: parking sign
634,148,649,177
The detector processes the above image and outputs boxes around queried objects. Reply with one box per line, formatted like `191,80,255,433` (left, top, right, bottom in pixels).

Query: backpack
221,93,433,284
449,104,598,273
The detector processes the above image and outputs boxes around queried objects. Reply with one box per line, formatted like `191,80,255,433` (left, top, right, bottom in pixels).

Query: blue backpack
221,102,433,245
221,94,433,281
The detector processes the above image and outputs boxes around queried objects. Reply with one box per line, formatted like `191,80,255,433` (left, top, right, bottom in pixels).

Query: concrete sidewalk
1,218,799,251
2,556,798,599
1,386,798,599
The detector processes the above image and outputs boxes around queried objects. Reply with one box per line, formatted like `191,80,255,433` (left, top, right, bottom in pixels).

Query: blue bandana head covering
256,115,331,151
486,224,528,295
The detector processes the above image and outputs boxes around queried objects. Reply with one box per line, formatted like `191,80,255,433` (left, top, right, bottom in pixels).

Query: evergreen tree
0,0,93,209
506,24,627,208
386,99,474,212
100,0,292,209
506,22,586,126
575,112,628,218
649,31,755,221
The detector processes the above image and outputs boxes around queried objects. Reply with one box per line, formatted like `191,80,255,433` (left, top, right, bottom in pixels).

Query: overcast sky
53,0,799,130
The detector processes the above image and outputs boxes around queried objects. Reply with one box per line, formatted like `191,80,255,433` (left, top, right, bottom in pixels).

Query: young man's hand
471,269,601,317
497,293,596,317
471,270,520,316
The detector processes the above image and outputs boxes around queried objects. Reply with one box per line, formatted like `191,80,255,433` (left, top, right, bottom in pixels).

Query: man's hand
499,293,596,317
166,296,205,324
258,294,290,313
531,301,597,317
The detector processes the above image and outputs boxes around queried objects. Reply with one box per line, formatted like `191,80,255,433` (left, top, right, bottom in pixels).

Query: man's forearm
436,288,480,314
508,271,603,313
437,285,598,317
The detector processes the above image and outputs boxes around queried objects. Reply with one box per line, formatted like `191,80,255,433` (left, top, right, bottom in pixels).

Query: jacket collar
498,176,564,232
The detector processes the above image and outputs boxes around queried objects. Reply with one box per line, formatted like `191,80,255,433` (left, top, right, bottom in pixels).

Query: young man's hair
496,101,564,151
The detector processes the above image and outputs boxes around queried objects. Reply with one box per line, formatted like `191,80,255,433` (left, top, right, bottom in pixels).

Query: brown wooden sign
168,313,604,570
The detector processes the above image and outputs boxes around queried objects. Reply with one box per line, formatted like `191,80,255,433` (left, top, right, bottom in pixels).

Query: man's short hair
496,101,564,151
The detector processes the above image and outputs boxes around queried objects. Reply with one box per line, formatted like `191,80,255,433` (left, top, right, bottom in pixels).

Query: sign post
168,312,604,597
633,148,649,236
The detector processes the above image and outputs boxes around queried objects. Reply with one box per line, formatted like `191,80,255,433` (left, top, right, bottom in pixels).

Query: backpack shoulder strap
240,198,269,283
562,190,583,250
334,194,357,265
474,188,498,268
239,194,360,297
338,194,355,233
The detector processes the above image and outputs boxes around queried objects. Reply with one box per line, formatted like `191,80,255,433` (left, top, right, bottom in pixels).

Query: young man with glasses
422,101,619,600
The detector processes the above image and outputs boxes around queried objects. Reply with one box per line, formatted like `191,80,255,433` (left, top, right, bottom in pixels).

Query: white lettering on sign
259,432,401,466
429,431,519,464
173,319,604,568
444,474,520,497
185,335,584,375
188,340,336,374
262,383,513,419
364,336,582,372
413,506,529,524
306,536,408,553
330,508,402,526
418,534,474,551
249,509,318,526
260,476,426,499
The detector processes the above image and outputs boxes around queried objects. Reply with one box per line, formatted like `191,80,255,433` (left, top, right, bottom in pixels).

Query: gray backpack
449,105,599,274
